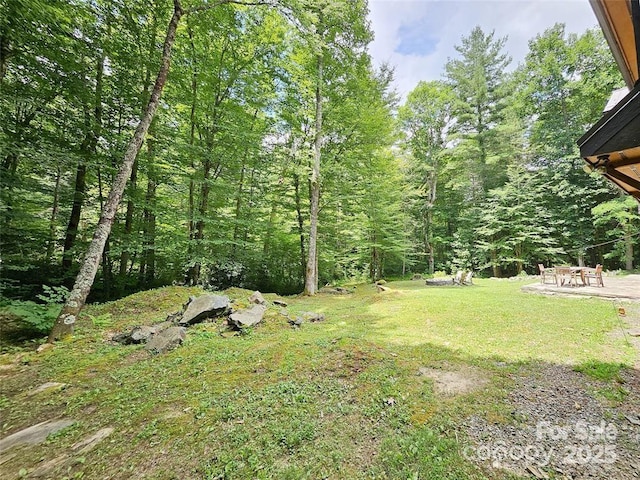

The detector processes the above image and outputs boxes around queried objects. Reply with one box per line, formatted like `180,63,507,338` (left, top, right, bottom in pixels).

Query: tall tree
398,81,454,274
49,0,186,341
445,26,511,200
301,0,373,294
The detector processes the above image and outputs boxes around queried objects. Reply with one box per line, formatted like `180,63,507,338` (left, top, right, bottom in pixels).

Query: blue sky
367,0,599,99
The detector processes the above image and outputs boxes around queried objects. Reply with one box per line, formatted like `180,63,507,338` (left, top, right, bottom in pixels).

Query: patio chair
554,266,579,287
583,264,604,287
538,264,556,284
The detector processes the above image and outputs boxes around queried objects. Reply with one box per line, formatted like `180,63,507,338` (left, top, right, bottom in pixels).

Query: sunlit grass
0,279,634,479
287,279,632,365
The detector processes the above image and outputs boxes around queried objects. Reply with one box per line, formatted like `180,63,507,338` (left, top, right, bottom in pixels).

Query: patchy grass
0,280,634,479
574,360,625,382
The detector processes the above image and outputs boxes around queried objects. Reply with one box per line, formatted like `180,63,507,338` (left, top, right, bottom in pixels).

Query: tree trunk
62,162,87,269
118,158,138,277
139,125,158,287
46,165,62,263
294,173,306,283
140,175,157,287
62,52,104,269
96,165,112,300
304,52,323,295
48,1,184,341
187,22,198,245
624,228,633,271
231,159,246,258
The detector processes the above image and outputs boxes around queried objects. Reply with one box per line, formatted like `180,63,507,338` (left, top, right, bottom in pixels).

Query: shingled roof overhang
578,0,640,202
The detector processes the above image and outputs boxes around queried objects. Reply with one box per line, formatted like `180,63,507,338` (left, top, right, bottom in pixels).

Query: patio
522,274,640,302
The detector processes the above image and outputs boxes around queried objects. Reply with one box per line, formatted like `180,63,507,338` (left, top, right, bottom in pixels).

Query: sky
367,0,600,100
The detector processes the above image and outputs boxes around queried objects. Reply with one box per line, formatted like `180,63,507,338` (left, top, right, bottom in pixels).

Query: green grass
0,280,634,479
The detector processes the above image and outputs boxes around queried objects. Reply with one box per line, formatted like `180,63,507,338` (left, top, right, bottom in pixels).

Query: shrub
0,299,59,334
0,284,70,335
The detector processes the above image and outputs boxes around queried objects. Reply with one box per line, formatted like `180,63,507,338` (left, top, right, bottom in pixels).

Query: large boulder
178,294,230,325
229,304,267,329
145,327,186,354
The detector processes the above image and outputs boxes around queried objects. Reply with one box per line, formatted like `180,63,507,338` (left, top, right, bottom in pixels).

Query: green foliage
37,285,70,304
0,299,59,334
0,284,69,335
87,313,113,328
1,0,635,314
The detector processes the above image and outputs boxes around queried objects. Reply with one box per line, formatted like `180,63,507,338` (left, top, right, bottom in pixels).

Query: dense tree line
400,24,639,277
1,0,638,311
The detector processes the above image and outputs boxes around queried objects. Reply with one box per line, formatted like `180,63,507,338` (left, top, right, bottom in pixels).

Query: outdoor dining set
538,264,605,287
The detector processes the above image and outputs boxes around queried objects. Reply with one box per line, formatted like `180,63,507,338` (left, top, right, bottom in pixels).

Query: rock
27,382,68,397
375,279,387,285
112,332,132,344
113,322,172,345
627,329,640,337
288,316,304,328
0,419,75,452
179,294,230,325
36,343,54,354
425,278,453,286
145,327,186,354
248,291,267,305
29,427,114,478
229,304,267,329
376,285,390,293
300,311,325,323
319,287,351,295
130,325,156,343
625,414,640,426
165,311,182,324
273,299,288,307
71,427,114,454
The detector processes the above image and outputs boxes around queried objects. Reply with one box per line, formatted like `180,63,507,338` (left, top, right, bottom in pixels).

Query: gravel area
464,363,640,479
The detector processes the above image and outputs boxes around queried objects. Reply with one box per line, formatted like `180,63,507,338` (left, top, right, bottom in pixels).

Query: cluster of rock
112,291,323,354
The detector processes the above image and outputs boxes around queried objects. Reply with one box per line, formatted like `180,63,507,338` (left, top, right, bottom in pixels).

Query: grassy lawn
0,279,635,479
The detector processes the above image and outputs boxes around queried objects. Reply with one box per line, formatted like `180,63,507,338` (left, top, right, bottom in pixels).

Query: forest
1,0,639,306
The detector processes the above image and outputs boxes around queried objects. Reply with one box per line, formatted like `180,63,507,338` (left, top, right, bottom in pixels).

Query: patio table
555,266,586,287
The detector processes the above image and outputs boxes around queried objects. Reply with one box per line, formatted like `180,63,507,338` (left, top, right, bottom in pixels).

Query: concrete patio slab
521,274,640,302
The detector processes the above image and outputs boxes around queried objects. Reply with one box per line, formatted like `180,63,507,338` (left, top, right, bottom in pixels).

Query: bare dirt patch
418,365,490,396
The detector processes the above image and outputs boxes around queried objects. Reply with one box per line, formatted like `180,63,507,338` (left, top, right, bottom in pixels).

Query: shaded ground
465,363,640,479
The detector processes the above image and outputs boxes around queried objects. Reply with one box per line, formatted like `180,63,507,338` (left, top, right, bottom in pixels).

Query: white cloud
368,0,598,100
